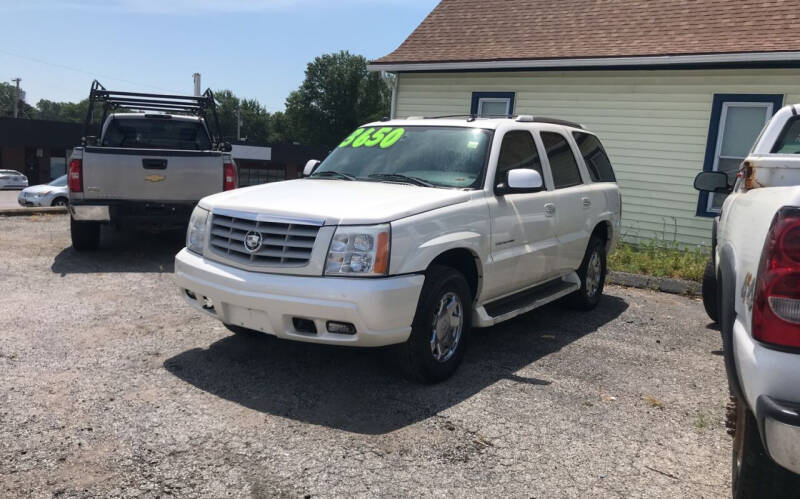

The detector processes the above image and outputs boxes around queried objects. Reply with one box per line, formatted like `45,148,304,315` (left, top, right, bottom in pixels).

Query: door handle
142,158,167,169
582,197,591,208
544,203,556,216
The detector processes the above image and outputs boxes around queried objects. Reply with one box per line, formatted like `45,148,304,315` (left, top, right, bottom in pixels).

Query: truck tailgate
81,147,224,202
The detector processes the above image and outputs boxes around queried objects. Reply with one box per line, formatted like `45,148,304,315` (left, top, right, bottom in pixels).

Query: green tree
35,98,90,122
0,82,36,118
283,51,391,148
213,89,275,144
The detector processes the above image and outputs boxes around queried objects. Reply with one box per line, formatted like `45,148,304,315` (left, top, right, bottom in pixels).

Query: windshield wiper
367,173,434,187
310,170,356,181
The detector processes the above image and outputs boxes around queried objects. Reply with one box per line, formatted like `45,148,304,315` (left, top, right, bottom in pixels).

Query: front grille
209,213,321,267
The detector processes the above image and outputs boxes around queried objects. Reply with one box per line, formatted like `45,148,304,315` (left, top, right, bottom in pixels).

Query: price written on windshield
339,127,405,149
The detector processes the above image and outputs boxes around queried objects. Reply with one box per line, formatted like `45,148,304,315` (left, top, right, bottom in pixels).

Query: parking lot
0,214,731,497
0,190,22,210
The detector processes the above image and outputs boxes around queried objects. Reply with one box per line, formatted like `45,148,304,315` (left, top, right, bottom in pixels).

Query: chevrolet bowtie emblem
145,174,166,182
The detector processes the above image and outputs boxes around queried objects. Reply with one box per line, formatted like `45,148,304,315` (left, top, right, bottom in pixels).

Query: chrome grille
209,212,321,267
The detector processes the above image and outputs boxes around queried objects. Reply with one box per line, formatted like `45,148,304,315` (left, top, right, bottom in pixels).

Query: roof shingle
372,0,800,65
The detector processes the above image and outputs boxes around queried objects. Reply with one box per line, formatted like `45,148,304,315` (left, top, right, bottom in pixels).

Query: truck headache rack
82,80,224,146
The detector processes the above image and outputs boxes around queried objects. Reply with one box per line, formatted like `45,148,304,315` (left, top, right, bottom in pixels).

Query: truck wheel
70,217,100,251
731,395,800,498
702,258,719,323
400,265,472,383
567,237,607,311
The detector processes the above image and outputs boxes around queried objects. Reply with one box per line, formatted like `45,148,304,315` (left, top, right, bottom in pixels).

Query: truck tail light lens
223,162,237,191
68,158,83,192
753,207,800,348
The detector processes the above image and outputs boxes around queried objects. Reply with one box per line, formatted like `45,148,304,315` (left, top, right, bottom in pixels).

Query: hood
199,179,474,225
22,184,65,195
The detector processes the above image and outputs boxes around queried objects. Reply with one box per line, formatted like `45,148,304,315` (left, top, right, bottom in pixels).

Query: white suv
175,116,621,382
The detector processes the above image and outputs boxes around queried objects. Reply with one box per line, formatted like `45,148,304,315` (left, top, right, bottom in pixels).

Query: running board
473,273,580,327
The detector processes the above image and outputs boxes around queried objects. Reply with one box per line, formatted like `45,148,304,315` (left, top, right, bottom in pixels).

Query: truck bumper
70,200,194,226
734,318,800,474
174,248,424,347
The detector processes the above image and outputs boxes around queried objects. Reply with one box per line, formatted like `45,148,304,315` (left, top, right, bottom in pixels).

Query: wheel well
429,249,480,300
590,221,612,251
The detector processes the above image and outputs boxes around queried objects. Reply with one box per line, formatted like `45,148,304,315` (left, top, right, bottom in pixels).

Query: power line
0,48,184,95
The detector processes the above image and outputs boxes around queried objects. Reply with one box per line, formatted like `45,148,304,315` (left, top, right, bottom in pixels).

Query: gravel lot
0,214,731,497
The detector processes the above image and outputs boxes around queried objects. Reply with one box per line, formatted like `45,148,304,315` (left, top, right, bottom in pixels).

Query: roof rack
82,80,224,145
418,114,583,128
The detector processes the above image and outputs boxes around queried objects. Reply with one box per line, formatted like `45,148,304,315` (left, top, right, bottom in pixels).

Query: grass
608,240,709,283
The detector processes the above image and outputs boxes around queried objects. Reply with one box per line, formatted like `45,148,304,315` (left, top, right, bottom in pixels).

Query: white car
18,175,69,207
0,170,28,189
175,116,621,382
696,103,800,495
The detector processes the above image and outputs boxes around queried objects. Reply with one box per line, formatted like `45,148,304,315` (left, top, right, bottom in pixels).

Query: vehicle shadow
164,295,629,435
51,227,184,274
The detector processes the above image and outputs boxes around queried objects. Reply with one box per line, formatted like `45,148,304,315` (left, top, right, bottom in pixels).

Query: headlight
186,206,209,254
325,224,390,276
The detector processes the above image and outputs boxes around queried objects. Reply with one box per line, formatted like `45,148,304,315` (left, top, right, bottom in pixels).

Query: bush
608,241,708,282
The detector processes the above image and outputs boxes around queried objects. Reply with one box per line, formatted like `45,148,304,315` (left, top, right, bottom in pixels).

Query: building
232,143,330,187
368,0,800,246
0,117,82,184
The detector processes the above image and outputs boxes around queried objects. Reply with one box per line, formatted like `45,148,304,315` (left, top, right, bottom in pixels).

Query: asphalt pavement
0,214,732,498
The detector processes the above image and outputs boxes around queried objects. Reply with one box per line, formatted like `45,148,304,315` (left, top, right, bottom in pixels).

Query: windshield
102,118,212,150
312,126,493,188
49,175,67,187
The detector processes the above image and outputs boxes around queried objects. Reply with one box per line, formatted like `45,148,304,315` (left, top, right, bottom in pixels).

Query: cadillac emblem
243,231,262,253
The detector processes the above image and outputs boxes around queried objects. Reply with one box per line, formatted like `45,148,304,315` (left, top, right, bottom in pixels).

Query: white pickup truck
68,82,236,251
175,116,621,382
695,104,800,495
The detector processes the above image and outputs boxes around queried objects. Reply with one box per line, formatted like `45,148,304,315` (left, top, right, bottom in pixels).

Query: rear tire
702,258,719,323
731,395,800,498
70,217,100,251
399,265,472,383
567,237,607,311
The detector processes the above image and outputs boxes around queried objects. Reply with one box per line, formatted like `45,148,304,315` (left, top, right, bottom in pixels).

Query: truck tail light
68,158,83,192
223,162,237,191
753,207,800,348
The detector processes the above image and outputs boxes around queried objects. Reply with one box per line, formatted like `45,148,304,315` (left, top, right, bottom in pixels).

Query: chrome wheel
586,250,602,297
430,291,463,363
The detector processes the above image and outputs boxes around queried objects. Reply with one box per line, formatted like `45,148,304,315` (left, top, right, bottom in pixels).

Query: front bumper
17,193,45,207
174,248,424,347
734,318,800,474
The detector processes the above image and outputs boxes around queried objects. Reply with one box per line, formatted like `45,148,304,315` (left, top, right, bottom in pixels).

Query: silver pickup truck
68,82,236,251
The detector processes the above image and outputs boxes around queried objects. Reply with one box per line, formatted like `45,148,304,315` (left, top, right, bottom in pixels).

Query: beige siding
395,68,800,246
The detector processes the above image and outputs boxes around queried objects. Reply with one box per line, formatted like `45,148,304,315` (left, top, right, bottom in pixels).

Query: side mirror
498,168,544,194
220,141,232,152
303,159,321,177
694,171,731,193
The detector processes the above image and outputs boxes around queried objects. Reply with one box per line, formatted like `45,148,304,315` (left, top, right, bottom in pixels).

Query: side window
495,130,543,188
772,117,800,154
541,132,582,188
573,132,616,182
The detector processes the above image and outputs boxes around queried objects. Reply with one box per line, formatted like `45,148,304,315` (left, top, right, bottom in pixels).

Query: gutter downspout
381,71,398,119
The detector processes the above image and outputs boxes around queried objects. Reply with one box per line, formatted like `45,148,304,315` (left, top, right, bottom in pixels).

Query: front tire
731,395,800,498
70,217,100,251
702,258,719,323
399,265,472,383
52,197,68,207
568,237,607,310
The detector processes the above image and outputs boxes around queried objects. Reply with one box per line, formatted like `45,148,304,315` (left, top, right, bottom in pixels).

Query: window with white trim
471,92,515,117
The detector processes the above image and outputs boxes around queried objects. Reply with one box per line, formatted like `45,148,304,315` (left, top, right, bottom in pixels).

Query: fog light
292,318,317,334
327,321,356,335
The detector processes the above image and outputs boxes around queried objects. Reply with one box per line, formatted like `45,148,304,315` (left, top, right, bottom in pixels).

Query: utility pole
11,78,21,118
236,107,241,141
192,73,201,97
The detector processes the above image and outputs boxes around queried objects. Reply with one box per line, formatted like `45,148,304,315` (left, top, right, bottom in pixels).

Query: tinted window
772,117,800,154
573,132,616,182
541,132,582,188
495,130,543,187
102,118,212,150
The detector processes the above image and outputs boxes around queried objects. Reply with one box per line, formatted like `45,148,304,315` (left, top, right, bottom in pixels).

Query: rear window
573,132,616,182
102,118,211,150
772,117,800,154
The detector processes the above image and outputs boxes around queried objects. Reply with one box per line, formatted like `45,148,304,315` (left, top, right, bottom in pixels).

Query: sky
0,0,439,111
